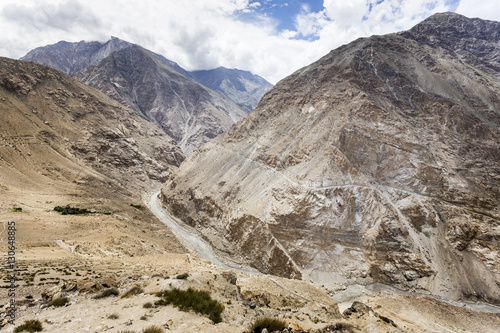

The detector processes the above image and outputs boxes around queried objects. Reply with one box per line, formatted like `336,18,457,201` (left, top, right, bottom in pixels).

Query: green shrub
142,326,164,333
175,273,189,280
54,206,92,215
121,285,144,298
143,301,154,308
48,296,69,307
94,287,119,299
14,319,43,332
130,204,145,210
155,288,224,323
108,313,120,319
318,323,356,332
246,317,287,333
379,315,397,327
12,207,22,212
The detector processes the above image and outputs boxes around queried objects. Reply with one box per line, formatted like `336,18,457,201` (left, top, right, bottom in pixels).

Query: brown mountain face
0,57,185,256
73,45,248,154
160,13,500,304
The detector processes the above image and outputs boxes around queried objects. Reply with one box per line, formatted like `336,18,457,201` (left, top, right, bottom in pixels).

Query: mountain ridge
73,44,248,154
189,67,273,112
160,12,500,304
20,37,132,75
21,38,273,153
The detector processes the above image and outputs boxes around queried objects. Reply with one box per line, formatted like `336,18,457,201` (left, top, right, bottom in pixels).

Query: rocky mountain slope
0,57,186,258
189,67,273,112
20,37,131,75
160,12,500,305
21,39,272,154
73,45,248,154
2,43,500,333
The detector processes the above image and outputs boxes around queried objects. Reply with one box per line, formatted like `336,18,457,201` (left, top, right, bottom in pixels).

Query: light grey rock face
161,13,500,304
73,45,248,155
189,67,273,113
20,37,132,75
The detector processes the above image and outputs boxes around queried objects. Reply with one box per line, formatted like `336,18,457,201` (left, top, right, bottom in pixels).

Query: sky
0,0,499,84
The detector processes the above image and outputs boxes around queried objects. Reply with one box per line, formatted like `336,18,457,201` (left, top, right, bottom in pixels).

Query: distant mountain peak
21,38,274,153
189,67,273,112
21,38,132,75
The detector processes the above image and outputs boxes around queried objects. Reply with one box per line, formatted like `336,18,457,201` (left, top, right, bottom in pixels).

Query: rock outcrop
160,13,500,304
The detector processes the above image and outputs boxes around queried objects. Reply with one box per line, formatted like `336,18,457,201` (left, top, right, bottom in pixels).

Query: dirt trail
147,191,260,275
55,240,74,252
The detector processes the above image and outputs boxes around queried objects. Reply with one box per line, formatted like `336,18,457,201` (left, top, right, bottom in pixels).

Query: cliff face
160,13,500,304
73,45,248,154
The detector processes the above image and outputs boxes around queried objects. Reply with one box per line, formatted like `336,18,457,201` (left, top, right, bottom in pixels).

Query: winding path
55,240,74,252
147,190,260,274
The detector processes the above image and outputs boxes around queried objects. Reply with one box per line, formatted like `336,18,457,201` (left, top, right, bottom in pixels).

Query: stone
343,302,373,318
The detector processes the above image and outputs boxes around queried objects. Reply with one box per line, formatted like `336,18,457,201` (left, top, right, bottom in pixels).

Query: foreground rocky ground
1,250,500,332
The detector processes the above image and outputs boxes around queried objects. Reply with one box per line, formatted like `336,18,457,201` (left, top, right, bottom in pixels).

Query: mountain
20,37,131,75
0,56,184,191
21,39,273,154
159,12,500,304
2,50,500,333
73,45,248,154
189,67,273,112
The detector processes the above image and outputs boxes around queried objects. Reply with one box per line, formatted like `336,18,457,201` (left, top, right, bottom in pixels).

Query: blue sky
241,0,326,34
0,0,498,83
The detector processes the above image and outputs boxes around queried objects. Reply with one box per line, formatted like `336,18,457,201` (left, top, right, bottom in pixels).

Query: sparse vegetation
121,285,144,298
142,326,165,333
155,288,224,323
94,287,119,299
108,313,120,319
48,296,69,307
54,205,111,215
12,207,23,212
175,273,189,279
14,319,43,332
140,315,147,320
317,322,356,332
143,301,154,308
246,317,287,333
379,314,397,327
131,204,145,210
54,205,92,215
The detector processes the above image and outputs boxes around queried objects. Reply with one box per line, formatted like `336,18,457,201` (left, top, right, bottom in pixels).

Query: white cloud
292,0,454,65
456,0,500,21
0,0,498,84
